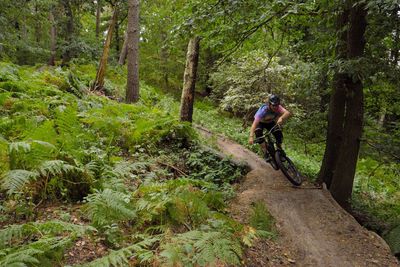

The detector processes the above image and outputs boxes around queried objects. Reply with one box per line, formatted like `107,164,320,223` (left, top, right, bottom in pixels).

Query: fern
1,169,39,194
160,230,242,267
1,159,92,197
0,236,72,267
384,224,400,255
77,235,161,267
0,220,96,249
83,189,136,227
8,140,56,170
38,160,79,177
100,161,148,192
9,141,31,154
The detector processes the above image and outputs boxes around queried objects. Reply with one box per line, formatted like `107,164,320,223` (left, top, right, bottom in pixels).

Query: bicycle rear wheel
275,150,302,186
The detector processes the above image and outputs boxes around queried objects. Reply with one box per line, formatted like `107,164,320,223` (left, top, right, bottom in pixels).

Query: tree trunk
96,0,101,38
125,0,140,103
115,11,120,55
330,2,367,209
34,4,41,44
180,36,200,122
160,31,169,90
92,7,118,91
48,10,57,66
61,0,74,66
317,6,349,187
318,1,367,209
118,31,128,65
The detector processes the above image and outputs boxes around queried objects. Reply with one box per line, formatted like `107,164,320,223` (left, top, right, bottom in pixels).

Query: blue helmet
269,94,280,105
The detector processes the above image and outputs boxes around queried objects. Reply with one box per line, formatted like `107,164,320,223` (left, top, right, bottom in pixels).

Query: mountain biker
248,94,291,160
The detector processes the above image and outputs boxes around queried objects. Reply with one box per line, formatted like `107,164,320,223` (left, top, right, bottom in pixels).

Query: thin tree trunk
34,4,41,44
92,7,118,91
61,0,74,66
180,36,200,122
330,2,367,209
115,11,120,55
126,0,140,103
96,0,101,38
118,31,128,65
48,10,57,66
160,31,169,90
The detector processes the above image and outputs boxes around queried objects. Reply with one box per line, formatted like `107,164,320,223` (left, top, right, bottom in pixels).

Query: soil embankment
198,127,399,266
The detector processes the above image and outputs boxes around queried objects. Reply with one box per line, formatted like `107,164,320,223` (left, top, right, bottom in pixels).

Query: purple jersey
254,104,287,123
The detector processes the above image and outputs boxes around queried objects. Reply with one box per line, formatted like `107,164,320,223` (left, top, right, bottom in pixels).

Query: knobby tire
275,151,302,186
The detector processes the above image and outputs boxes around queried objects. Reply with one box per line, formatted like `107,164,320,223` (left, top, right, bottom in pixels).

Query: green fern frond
0,247,42,266
84,189,136,227
384,224,400,255
1,169,39,194
0,134,8,145
160,230,242,267
38,160,77,177
0,220,95,249
77,235,161,267
9,141,31,154
8,139,56,169
0,236,72,267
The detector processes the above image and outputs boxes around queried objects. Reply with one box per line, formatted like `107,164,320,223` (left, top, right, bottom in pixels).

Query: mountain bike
254,124,303,186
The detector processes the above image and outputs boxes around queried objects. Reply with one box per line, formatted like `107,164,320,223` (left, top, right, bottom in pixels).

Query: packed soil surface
197,127,399,267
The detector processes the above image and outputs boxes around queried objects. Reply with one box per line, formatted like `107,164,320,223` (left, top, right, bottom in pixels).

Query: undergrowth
0,62,272,266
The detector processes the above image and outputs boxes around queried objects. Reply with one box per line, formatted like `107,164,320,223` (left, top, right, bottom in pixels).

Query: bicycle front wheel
275,150,302,186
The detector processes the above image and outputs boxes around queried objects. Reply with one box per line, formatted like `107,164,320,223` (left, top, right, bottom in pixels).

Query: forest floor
197,126,399,267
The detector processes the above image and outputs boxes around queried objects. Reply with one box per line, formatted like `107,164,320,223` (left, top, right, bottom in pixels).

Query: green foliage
249,201,275,237
83,189,136,228
384,225,400,255
160,230,242,267
184,146,246,185
0,237,72,267
77,235,161,267
0,220,95,266
0,63,20,82
209,50,292,116
133,179,224,228
0,220,95,249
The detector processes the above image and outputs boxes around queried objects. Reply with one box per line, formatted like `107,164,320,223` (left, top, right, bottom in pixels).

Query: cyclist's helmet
269,94,280,106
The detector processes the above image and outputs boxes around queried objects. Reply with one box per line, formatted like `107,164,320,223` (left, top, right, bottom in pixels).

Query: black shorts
254,122,283,145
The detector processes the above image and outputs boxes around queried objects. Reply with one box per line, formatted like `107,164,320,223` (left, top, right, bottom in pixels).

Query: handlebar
253,123,282,144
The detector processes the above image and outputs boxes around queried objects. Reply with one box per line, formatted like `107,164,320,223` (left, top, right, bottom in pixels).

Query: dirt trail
198,127,399,267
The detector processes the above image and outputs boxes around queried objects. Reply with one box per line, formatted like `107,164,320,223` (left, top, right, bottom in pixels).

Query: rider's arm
276,106,291,125
249,117,260,144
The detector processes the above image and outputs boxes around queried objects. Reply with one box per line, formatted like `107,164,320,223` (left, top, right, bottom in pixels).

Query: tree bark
318,1,367,209
160,31,169,90
61,0,74,66
180,36,200,122
330,2,367,209
317,5,349,187
48,10,57,66
118,31,128,65
92,7,119,91
114,10,120,55
96,0,101,38
125,0,140,103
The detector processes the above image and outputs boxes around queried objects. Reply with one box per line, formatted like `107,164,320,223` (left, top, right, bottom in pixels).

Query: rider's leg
272,127,283,150
254,127,268,158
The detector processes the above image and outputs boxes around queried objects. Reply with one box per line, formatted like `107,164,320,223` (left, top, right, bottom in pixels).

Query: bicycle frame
254,124,303,186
